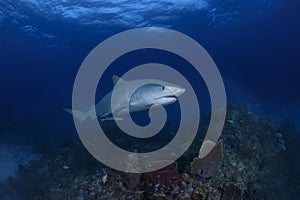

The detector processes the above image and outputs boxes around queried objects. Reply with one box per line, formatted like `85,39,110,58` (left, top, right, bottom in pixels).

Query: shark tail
63,106,123,123
63,106,95,123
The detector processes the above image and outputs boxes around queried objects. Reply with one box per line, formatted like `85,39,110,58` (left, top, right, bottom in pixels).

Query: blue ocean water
0,0,299,137
0,0,300,198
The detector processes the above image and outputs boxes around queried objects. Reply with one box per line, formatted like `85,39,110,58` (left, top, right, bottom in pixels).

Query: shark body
64,75,185,123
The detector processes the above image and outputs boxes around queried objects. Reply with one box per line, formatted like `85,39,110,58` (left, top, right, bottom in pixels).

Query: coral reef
190,141,223,177
0,104,298,199
221,183,245,200
145,162,182,195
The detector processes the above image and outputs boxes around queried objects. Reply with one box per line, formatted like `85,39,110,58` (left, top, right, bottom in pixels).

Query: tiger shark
64,75,185,123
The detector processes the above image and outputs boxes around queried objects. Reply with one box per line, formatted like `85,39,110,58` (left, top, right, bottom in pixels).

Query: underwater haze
0,0,300,199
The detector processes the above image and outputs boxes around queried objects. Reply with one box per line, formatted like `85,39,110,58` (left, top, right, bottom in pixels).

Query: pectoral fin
100,117,123,122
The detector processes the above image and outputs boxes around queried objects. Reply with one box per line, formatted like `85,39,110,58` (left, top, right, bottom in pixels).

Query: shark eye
162,86,165,90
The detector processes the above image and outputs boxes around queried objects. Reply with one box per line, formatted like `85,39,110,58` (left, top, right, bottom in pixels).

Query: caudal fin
63,108,87,123
63,106,120,123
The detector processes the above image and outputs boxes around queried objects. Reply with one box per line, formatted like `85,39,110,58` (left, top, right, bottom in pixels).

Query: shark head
129,82,186,111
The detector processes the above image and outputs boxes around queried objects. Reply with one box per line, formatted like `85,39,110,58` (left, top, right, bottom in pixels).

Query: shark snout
166,85,186,97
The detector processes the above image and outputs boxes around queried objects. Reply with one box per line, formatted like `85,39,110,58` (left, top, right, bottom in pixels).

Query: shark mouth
159,95,178,105
164,95,177,98
157,95,177,100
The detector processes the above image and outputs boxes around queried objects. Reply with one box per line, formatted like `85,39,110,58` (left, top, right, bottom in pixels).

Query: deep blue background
0,0,299,148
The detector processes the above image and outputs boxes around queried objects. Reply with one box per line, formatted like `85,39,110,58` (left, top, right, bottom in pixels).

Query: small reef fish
62,165,70,170
102,174,108,184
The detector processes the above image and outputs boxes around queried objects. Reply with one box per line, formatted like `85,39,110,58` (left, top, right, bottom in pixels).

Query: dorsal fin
112,75,125,86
